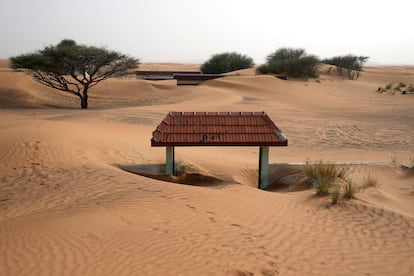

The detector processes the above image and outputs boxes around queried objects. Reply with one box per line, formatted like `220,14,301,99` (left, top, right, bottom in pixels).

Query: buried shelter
151,112,288,189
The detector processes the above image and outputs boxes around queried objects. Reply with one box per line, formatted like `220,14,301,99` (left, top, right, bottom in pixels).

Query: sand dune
0,63,414,275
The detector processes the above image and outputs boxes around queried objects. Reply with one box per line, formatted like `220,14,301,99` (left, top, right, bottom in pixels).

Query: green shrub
201,52,254,74
322,55,369,80
257,47,320,78
256,64,269,74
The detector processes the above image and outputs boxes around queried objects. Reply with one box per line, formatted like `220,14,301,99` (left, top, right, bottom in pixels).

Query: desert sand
0,60,413,275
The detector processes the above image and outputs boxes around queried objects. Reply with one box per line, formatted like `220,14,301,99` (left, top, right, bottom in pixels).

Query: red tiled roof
151,112,288,147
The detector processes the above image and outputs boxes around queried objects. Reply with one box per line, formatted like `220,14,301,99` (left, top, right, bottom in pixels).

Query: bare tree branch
29,70,80,95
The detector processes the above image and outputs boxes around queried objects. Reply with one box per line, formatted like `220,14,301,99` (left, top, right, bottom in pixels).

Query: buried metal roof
151,111,288,147
134,70,201,76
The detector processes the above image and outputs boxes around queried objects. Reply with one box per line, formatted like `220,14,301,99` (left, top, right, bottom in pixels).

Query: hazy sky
1,0,413,64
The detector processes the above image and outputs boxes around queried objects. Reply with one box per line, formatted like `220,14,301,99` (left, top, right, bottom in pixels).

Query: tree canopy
10,39,139,108
323,55,369,80
201,52,254,74
257,48,320,78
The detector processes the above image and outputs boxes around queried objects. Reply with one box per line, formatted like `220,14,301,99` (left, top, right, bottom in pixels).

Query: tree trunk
80,88,88,109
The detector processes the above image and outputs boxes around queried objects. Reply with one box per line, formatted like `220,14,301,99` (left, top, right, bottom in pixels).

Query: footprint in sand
118,216,132,225
261,268,279,275
185,204,196,210
159,194,172,199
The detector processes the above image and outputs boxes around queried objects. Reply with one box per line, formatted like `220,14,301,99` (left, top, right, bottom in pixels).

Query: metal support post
258,146,269,189
166,146,175,176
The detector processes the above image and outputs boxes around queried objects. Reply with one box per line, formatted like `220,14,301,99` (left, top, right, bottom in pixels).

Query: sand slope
1,63,414,275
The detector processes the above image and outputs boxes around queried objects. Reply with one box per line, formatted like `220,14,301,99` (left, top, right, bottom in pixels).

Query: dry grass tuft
331,183,341,204
343,179,358,199
304,161,350,196
361,175,378,189
304,161,380,204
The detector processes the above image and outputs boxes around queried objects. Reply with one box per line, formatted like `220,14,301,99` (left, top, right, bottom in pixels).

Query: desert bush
323,55,369,80
257,47,320,78
256,64,270,74
201,52,254,74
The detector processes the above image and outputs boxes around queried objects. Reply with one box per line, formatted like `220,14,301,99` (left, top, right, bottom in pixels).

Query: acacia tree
257,47,320,78
201,52,254,74
323,55,369,80
10,39,138,108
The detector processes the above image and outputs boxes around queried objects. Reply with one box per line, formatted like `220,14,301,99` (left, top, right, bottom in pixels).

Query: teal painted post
258,146,269,189
166,146,175,176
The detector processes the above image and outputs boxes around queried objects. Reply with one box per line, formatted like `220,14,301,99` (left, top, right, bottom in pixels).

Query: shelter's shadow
266,163,310,192
119,163,225,187
401,165,414,178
